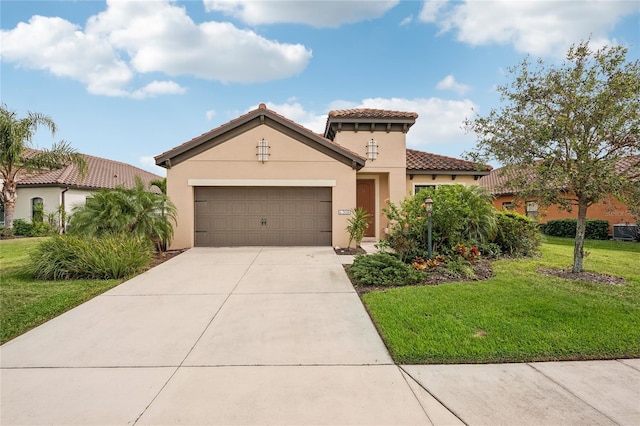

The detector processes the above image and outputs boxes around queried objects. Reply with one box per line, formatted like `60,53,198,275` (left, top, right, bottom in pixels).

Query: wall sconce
256,138,270,163
367,139,378,161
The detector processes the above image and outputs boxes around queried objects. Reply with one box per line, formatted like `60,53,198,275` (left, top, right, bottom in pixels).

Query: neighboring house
479,164,637,235
155,104,490,248
0,151,162,228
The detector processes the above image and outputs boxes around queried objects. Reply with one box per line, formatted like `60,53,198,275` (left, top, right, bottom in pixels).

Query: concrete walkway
1,247,639,425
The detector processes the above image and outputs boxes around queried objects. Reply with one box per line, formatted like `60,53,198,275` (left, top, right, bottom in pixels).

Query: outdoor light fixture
366,139,378,161
256,138,270,163
425,197,433,259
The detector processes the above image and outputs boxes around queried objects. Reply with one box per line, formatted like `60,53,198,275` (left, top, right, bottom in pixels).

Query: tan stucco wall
166,124,358,249
406,174,481,194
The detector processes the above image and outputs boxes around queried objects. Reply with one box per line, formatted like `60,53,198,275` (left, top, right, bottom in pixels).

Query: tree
466,40,640,272
67,176,177,252
0,104,87,229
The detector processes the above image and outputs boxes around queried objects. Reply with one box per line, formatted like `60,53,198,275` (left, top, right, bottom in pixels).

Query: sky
2,0,639,177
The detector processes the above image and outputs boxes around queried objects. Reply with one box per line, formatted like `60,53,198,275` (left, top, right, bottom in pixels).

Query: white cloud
131,81,186,99
400,15,414,26
436,75,471,95
419,0,638,57
0,0,312,97
206,110,217,120
139,156,167,176
204,0,399,27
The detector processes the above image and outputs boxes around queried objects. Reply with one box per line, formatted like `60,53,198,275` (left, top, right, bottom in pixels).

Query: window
526,201,538,219
31,197,44,223
414,185,436,195
502,202,514,211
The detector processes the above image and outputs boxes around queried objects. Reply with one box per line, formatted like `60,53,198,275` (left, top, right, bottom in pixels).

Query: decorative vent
256,138,270,163
366,139,378,161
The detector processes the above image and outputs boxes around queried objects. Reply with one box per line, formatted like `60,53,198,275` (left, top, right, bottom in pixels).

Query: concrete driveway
1,247,639,425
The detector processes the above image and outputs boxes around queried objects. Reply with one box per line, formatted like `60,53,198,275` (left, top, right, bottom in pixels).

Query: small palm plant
346,207,371,249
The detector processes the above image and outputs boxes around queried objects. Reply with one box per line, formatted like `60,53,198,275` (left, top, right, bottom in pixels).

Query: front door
356,180,376,237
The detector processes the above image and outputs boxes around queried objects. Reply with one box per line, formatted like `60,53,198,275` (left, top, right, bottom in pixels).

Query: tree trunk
573,198,589,273
1,177,18,229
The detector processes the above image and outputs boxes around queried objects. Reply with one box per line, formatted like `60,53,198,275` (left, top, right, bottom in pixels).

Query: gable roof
17,151,162,190
155,103,367,170
324,108,418,140
406,149,492,175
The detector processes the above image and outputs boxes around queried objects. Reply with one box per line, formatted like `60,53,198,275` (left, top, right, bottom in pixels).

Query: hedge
541,218,610,240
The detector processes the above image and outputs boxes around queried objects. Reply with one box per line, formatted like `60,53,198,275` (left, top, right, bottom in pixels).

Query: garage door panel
194,187,332,246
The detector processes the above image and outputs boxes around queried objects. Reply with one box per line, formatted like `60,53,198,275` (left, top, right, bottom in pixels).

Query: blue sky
2,1,639,176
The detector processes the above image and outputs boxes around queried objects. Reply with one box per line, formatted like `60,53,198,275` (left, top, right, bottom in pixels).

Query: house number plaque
338,209,352,215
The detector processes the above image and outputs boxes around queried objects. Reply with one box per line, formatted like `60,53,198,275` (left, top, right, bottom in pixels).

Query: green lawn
0,238,119,344
362,236,640,364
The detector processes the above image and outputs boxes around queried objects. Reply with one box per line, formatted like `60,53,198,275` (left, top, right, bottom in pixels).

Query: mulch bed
146,249,188,270
537,268,627,286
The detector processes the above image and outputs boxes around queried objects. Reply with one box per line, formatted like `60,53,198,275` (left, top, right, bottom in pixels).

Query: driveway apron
0,247,450,425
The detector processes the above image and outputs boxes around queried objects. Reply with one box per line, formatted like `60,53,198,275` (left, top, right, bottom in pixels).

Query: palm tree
0,104,87,229
67,177,177,252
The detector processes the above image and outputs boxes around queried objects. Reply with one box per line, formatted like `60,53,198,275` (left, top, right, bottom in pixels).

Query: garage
194,187,332,246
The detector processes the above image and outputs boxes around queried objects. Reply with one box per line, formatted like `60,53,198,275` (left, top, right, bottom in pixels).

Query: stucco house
155,104,490,249
0,151,162,229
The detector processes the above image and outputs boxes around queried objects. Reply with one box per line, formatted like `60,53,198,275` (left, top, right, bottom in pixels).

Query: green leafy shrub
384,185,497,261
443,257,476,280
494,210,541,257
542,218,610,240
479,242,502,258
12,219,33,236
346,207,371,248
30,222,53,237
349,253,425,286
30,235,153,280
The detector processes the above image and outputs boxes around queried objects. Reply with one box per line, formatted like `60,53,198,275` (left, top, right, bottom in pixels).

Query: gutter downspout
61,187,69,234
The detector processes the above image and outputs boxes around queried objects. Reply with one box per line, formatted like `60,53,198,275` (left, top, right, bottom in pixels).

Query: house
479,164,637,235
155,104,490,248
0,151,162,228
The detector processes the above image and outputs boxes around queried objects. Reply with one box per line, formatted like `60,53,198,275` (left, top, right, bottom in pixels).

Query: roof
406,149,492,174
480,155,640,195
328,109,418,120
17,151,162,190
155,103,367,170
324,108,418,140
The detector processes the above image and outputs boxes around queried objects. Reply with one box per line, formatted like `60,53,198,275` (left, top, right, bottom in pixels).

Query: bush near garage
30,234,153,280
349,253,425,286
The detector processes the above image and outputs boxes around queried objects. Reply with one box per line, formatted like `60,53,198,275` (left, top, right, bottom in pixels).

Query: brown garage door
194,187,332,246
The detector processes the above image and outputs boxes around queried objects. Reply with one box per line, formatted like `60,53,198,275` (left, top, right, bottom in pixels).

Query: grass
362,236,640,364
0,238,120,344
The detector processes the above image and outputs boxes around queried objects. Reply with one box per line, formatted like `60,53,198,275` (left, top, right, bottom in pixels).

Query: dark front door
356,180,375,237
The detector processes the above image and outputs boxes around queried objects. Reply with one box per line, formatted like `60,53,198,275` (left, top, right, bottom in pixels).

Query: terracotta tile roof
155,103,366,168
328,108,418,120
406,148,492,172
17,150,162,190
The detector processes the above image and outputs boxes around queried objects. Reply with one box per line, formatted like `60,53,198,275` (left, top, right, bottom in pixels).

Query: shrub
12,219,33,236
479,242,502,258
493,210,541,257
30,235,153,280
384,185,497,261
443,257,477,280
346,207,371,248
349,253,425,286
542,218,610,240
0,226,13,239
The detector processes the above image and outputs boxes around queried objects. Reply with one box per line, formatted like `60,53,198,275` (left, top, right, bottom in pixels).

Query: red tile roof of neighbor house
406,149,492,172
17,150,162,190
479,155,640,195
328,108,419,120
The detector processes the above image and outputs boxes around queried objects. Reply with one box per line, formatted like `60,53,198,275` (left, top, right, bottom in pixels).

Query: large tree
0,104,87,229
466,40,640,272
